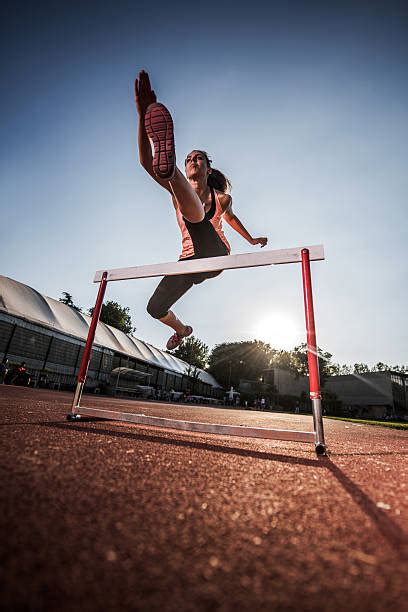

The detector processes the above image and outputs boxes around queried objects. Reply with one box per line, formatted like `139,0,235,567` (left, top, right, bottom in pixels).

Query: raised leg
144,102,205,223
168,168,204,223
159,310,190,335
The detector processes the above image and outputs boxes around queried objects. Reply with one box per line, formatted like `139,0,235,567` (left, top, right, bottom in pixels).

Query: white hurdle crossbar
69,245,327,455
94,245,324,282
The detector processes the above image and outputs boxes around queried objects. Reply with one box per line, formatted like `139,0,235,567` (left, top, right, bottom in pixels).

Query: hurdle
68,245,327,455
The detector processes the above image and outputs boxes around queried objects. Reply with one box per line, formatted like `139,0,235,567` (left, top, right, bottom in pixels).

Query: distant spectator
0,358,8,384
11,362,30,386
295,400,300,414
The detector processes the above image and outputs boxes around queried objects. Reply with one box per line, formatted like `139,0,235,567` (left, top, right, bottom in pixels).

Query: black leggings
147,216,229,319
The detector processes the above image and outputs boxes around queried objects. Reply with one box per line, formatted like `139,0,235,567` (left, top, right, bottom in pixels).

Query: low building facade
259,368,407,419
0,275,223,401
325,372,407,420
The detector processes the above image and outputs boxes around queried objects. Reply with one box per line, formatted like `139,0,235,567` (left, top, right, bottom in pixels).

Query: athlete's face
185,151,211,180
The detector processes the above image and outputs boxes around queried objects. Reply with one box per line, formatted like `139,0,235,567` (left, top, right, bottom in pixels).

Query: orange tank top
175,190,231,259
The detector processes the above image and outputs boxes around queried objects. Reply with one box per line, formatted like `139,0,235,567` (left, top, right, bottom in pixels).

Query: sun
252,313,301,350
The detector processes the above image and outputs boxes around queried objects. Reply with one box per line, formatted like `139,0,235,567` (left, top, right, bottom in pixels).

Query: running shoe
166,326,193,350
145,102,176,180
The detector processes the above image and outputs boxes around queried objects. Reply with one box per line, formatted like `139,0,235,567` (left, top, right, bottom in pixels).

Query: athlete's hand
135,70,157,117
251,237,268,248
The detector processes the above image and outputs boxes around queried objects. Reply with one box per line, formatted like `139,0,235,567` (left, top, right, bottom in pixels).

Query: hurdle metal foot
67,413,82,421
315,443,327,456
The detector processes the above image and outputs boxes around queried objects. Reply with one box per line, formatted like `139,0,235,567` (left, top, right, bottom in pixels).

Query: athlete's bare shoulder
215,190,232,212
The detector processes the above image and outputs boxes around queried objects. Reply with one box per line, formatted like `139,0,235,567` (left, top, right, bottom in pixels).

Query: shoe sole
145,103,176,180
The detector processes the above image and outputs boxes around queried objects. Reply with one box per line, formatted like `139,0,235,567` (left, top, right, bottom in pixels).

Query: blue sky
1,0,407,367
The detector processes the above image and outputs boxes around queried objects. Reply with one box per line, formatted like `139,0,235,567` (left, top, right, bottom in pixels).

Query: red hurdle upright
301,248,325,454
71,271,108,412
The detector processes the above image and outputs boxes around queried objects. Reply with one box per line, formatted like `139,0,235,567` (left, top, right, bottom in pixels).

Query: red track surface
1,386,407,611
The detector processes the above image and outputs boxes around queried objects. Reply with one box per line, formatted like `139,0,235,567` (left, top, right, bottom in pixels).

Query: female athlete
135,70,268,349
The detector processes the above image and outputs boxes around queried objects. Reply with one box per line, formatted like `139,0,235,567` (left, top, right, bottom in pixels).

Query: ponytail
196,150,232,194
208,168,232,193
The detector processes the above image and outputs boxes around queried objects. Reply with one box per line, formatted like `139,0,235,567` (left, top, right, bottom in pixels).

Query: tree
268,349,293,371
185,364,201,394
88,301,135,335
208,341,271,388
59,292,82,312
371,363,406,374
373,362,388,371
169,336,209,369
335,363,353,375
353,363,370,374
288,342,336,386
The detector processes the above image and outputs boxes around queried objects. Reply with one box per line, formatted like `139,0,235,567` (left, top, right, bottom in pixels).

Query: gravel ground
1,386,407,612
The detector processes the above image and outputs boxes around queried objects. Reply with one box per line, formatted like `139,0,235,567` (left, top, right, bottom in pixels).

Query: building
238,368,309,410
262,368,309,397
0,275,222,401
325,372,407,420
261,367,407,419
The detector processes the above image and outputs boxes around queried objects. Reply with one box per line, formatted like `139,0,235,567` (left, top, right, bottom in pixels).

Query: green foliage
207,341,339,389
170,336,209,369
59,292,82,312
268,343,337,385
89,301,135,335
333,363,353,375
208,340,271,388
184,364,201,394
267,348,293,371
374,362,388,371
329,362,407,375
185,364,201,379
371,362,406,373
353,363,370,374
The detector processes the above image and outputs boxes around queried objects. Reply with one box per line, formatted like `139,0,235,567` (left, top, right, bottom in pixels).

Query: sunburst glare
252,313,301,350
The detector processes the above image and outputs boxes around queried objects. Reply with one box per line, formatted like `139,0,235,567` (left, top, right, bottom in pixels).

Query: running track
1,386,407,611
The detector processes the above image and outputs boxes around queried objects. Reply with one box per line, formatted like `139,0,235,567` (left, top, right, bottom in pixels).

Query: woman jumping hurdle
135,70,268,350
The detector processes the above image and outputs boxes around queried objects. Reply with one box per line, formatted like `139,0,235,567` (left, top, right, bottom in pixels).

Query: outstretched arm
223,199,268,248
134,70,172,193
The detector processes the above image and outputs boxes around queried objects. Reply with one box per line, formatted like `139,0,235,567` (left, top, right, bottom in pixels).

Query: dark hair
194,150,232,194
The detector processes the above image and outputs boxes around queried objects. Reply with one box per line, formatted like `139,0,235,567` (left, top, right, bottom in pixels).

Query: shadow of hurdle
42,420,408,562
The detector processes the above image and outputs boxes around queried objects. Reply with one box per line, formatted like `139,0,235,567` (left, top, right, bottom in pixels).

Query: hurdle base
71,381,85,414
315,442,327,456
68,406,317,445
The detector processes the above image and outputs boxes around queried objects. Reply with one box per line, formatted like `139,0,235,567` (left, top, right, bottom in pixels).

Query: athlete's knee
147,295,167,320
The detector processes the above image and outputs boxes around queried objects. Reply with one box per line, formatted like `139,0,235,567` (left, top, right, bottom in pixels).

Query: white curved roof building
0,275,221,389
